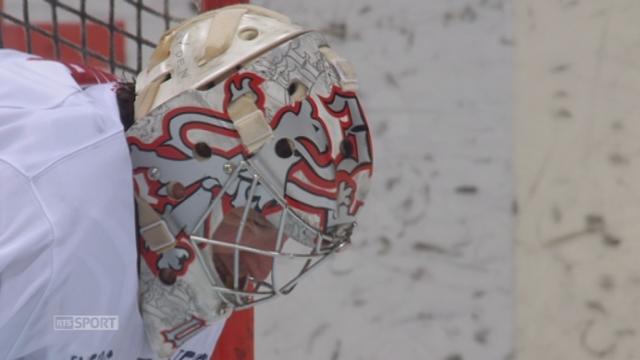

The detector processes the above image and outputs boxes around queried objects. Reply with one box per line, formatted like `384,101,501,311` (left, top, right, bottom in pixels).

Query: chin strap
134,195,176,252
227,92,273,154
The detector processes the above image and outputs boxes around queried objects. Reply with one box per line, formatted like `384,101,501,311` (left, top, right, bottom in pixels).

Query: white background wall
515,1,640,359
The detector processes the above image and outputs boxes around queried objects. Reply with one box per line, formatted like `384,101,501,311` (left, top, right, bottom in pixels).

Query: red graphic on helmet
266,85,373,230
129,71,372,278
127,107,242,161
223,72,266,113
320,86,374,216
130,72,272,279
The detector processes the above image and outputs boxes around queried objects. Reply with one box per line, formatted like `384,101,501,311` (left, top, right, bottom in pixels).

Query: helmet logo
264,85,373,229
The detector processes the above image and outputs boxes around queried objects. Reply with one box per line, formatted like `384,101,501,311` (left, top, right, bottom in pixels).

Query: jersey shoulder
0,50,123,177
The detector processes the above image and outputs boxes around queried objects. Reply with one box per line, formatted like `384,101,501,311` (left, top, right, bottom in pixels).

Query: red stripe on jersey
211,309,254,360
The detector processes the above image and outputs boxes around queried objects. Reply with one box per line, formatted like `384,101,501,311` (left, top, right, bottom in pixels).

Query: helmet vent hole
287,83,297,96
197,80,216,91
194,142,212,159
275,138,295,158
238,27,259,41
168,182,186,200
340,139,354,158
156,72,172,85
159,268,177,285
287,80,308,103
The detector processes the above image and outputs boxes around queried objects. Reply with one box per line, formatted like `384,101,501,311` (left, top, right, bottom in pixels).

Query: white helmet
127,5,373,356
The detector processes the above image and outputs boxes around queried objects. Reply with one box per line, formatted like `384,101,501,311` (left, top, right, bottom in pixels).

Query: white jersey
0,49,223,359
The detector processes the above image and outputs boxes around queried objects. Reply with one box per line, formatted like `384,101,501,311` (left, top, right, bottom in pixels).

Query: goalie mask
127,5,373,356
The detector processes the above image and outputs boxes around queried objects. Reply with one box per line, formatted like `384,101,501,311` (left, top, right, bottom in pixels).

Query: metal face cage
188,159,353,309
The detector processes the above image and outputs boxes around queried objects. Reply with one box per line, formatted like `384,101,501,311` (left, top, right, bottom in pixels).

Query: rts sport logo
53,315,119,331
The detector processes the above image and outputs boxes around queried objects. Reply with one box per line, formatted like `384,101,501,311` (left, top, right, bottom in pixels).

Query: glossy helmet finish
127,5,373,355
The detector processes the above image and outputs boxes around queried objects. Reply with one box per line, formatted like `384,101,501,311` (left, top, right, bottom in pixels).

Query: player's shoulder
0,49,81,109
0,49,124,177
